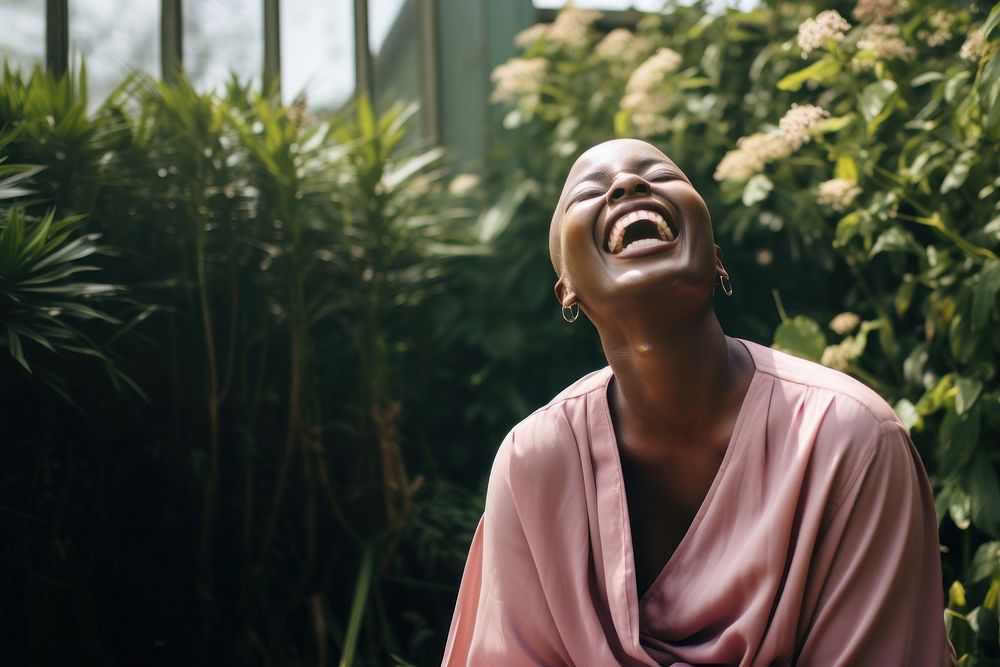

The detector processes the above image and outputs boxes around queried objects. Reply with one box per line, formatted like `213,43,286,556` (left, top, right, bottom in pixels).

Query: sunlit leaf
742,173,773,206
859,79,898,131
773,315,826,362
776,57,840,91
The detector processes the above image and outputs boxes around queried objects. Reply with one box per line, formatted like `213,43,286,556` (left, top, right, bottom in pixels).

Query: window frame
41,0,441,134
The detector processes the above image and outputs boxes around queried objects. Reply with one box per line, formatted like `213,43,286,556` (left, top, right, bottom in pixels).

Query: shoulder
742,338,899,426
741,339,917,493
490,367,610,495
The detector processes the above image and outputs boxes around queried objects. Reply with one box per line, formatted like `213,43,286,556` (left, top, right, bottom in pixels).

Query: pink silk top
442,339,955,666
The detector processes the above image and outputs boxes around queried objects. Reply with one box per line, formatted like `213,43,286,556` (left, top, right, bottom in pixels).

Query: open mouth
606,207,679,255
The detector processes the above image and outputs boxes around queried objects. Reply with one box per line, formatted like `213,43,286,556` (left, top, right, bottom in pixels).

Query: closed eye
567,188,605,207
645,169,681,182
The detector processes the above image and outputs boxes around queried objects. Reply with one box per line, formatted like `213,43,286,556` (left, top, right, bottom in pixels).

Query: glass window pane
371,0,422,126
185,0,263,92
71,0,159,103
532,0,663,9
532,0,758,9
282,0,354,111
370,0,406,53
0,0,45,74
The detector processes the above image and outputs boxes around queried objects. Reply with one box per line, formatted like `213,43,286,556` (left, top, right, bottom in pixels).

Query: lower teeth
624,238,663,250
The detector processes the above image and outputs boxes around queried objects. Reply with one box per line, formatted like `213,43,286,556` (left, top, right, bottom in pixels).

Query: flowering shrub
487,0,1000,659
713,3,1000,653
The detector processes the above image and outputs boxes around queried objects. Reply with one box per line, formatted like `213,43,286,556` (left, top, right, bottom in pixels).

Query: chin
602,270,715,323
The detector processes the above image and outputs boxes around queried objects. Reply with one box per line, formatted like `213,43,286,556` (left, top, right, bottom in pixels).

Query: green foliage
488,1,1000,662
0,122,136,404
0,65,482,665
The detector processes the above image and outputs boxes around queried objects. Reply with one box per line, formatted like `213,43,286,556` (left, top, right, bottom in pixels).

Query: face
551,139,723,326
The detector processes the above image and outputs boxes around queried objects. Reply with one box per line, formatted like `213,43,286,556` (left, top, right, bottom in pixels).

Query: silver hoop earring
719,274,733,297
562,303,580,323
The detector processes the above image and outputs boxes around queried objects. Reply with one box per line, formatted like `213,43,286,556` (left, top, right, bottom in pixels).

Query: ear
714,244,728,279
554,276,577,307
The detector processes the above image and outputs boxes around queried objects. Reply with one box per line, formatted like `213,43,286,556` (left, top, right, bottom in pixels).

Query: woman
443,139,954,666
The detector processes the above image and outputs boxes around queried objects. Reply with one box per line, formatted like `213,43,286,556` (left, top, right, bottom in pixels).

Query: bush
0,66,486,665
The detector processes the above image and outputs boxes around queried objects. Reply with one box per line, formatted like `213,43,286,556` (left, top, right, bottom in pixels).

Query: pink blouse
442,339,955,666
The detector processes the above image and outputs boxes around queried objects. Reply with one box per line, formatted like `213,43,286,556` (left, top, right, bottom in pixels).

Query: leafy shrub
0,66,485,665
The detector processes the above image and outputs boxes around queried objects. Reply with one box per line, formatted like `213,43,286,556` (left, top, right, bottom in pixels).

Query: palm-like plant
323,95,485,661
0,127,129,404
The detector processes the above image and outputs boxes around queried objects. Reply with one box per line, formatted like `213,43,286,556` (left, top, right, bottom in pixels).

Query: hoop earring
562,303,580,323
719,274,733,297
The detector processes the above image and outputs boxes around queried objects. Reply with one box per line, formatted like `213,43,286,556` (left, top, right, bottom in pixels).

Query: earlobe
714,245,733,296
554,278,576,308
714,244,725,272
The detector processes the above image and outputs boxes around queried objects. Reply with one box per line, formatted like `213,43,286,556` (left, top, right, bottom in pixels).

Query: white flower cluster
713,133,790,181
829,312,861,335
960,27,988,62
821,339,855,371
852,0,906,22
738,132,795,162
630,113,671,137
490,58,548,103
548,6,602,47
818,178,862,211
713,152,757,182
620,48,684,137
512,6,602,49
855,23,916,66
917,11,955,47
778,104,830,150
514,23,549,49
624,48,682,100
596,28,650,63
448,173,480,197
797,10,851,58
714,104,828,182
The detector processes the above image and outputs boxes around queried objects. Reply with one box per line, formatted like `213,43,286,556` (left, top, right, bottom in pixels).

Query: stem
259,300,300,562
295,423,319,596
772,289,788,322
261,189,306,565
843,253,901,373
308,592,327,667
338,543,374,667
897,212,998,261
315,441,360,545
196,200,221,572
219,263,239,402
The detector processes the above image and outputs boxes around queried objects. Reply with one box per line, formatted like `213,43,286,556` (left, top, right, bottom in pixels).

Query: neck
600,307,742,446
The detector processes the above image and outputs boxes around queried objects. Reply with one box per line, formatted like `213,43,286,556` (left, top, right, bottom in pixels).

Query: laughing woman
442,139,954,666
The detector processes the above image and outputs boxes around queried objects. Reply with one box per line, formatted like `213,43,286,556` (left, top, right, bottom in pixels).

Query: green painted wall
375,0,535,168
438,0,535,169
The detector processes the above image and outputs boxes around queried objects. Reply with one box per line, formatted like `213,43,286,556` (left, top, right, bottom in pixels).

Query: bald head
549,139,675,275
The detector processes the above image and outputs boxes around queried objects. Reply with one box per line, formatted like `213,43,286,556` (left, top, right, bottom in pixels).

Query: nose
606,172,650,204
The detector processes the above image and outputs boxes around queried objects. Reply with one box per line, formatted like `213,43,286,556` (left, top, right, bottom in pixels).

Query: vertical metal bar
418,0,440,143
161,0,183,82
263,0,281,96
353,0,373,98
45,0,68,78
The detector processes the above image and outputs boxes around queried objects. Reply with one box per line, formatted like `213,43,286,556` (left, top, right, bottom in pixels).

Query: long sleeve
795,421,956,666
441,431,570,667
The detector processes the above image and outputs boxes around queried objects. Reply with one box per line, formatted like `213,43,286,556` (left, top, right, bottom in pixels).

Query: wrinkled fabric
443,339,955,666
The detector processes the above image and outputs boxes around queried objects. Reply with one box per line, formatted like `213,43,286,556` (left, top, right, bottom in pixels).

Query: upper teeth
607,209,674,254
